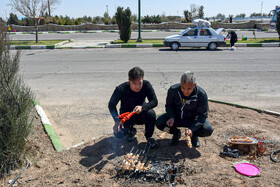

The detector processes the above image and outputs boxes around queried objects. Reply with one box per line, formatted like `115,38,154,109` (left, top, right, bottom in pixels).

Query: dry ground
1,102,280,187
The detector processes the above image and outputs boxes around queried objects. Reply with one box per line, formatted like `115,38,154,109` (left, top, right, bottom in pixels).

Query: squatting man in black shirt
156,71,214,147
108,67,159,149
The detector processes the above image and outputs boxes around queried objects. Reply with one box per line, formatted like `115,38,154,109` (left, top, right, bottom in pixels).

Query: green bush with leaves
0,27,34,178
115,7,132,43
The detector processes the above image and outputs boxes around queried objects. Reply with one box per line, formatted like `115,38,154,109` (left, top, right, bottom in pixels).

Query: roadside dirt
1,101,280,187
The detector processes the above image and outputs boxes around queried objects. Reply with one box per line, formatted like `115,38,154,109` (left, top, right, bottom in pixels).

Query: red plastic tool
118,111,135,123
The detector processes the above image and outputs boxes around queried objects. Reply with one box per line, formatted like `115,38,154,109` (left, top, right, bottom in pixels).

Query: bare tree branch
9,0,59,43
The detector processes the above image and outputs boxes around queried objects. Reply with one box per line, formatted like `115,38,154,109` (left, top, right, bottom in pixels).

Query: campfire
116,145,179,185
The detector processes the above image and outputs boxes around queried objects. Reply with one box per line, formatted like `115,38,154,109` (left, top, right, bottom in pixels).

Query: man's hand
133,106,143,114
113,121,123,133
185,129,193,137
166,118,174,127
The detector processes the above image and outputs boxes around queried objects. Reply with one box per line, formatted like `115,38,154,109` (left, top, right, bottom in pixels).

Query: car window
183,29,198,36
200,29,212,36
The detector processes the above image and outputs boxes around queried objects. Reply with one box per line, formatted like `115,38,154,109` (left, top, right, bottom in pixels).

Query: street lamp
137,0,142,42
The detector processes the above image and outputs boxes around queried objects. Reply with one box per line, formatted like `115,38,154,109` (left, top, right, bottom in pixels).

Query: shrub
115,7,132,43
0,27,34,178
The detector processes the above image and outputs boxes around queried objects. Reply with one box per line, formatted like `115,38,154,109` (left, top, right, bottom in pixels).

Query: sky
0,0,279,20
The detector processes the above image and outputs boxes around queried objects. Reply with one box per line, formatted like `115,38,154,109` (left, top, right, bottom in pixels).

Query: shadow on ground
79,136,201,172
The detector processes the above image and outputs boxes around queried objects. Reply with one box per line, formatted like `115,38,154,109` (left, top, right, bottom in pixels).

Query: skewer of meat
186,135,192,148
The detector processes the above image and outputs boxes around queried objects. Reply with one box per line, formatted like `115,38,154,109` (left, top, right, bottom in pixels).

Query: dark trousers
156,113,213,137
115,109,156,139
230,39,236,47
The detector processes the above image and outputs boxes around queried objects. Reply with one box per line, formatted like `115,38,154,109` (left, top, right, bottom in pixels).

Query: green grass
112,39,164,44
227,38,280,43
9,40,66,46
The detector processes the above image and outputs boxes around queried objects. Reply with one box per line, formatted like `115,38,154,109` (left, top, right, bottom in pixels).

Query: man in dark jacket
156,71,213,147
108,67,158,148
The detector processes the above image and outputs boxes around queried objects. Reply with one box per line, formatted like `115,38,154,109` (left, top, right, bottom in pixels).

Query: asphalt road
9,30,279,41
19,47,280,148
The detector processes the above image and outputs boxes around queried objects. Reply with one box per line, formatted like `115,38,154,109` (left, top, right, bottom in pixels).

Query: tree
9,0,58,43
235,13,246,19
47,0,60,17
115,7,132,43
198,6,204,18
131,14,137,23
216,13,226,20
7,13,20,25
183,10,192,22
0,17,5,26
190,4,198,18
276,11,280,39
142,15,161,24
93,16,101,24
102,12,111,25
0,26,34,178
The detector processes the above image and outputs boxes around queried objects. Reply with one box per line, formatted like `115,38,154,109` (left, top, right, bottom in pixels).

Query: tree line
1,10,273,27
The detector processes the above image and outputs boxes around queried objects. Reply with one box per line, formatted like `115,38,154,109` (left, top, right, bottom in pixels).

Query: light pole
137,0,142,42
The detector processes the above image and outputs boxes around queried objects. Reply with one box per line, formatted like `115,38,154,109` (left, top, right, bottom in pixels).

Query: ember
117,145,179,184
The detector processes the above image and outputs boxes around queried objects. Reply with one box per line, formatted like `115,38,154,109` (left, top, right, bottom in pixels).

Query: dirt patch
1,102,280,187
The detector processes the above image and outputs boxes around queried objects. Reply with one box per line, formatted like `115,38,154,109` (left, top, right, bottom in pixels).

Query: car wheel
208,42,217,50
170,42,179,51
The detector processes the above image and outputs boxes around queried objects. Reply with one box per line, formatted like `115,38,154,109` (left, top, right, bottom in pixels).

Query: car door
198,29,214,47
179,29,198,47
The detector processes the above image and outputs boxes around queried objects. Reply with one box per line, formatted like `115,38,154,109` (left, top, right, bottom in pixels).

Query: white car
164,26,226,50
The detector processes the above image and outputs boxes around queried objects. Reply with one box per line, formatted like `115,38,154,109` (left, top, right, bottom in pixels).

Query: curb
106,43,165,48
55,46,104,49
10,45,56,49
33,99,64,152
208,98,280,117
106,42,279,48
9,40,72,50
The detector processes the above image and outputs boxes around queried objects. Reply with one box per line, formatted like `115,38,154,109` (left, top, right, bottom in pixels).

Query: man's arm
108,87,121,122
165,88,175,119
188,92,208,133
141,81,158,111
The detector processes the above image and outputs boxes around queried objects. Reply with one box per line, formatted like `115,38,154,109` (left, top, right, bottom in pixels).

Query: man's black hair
128,67,144,81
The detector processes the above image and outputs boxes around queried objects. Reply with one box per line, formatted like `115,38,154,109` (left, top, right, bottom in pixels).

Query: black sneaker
191,135,200,147
147,137,158,149
126,127,136,142
170,129,181,146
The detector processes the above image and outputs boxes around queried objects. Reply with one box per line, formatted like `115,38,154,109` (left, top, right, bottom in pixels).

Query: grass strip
15,45,31,49
153,43,164,47
46,45,55,49
113,39,164,44
121,44,136,48
231,38,279,43
9,40,66,46
246,43,262,47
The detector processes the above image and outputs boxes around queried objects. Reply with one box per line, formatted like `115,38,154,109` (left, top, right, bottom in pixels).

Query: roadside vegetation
115,7,132,43
0,27,34,178
236,38,280,43
9,40,65,46
112,39,163,44
1,2,273,27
